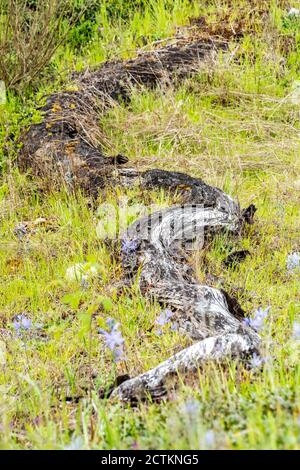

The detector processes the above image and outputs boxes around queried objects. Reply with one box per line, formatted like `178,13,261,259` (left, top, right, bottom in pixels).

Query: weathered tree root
18,38,226,193
111,333,258,403
16,31,259,403
110,170,259,402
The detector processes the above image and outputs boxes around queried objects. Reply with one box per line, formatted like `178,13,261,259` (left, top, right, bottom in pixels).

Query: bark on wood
111,333,258,403
18,38,225,193
111,171,260,402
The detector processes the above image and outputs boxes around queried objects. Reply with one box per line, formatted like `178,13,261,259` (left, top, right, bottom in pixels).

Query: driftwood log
18,37,226,194
110,170,259,403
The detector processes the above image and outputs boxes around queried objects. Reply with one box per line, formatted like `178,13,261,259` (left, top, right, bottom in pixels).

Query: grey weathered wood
112,171,259,402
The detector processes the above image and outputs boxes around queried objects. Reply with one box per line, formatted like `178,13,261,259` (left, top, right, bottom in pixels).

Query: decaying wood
111,333,258,403
110,171,260,402
18,38,226,193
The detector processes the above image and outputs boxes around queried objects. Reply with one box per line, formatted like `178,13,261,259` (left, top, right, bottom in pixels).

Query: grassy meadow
0,0,300,449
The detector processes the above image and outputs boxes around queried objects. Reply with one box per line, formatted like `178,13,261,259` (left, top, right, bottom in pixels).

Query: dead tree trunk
110,170,259,402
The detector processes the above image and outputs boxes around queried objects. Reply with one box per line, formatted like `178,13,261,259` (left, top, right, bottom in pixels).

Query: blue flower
13,314,32,336
155,309,173,327
287,252,300,272
243,306,270,332
183,399,200,416
106,317,116,329
249,353,265,369
14,223,27,241
131,440,139,450
12,314,43,340
121,238,139,255
154,309,174,335
80,275,89,289
99,318,124,362
204,430,215,448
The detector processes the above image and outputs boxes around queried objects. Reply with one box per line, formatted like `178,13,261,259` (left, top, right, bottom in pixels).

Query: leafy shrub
65,0,152,50
102,0,179,20
103,0,148,20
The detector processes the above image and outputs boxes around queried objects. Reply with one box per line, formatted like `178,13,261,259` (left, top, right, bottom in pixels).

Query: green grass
0,0,300,450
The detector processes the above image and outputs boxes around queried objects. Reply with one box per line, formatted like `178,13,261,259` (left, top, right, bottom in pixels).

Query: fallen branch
18,37,226,193
111,170,259,402
16,34,260,403
111,333,259,403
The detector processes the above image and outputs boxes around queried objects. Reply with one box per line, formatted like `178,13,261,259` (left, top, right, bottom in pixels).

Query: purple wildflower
113,347,124,362
287,252,300,272
131,441,139,450
154,309,174,335
292,321,300,340
99,324,123,350
183,399,200,416
243,306,270,332
80,275,89,289
121,238,139,255
155,309,173,327
249,353,265,369
204,430,215,448
106,317,116,329
99,318,124,362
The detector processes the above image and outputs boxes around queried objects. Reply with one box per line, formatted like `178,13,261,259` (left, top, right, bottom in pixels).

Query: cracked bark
111,333,258,403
